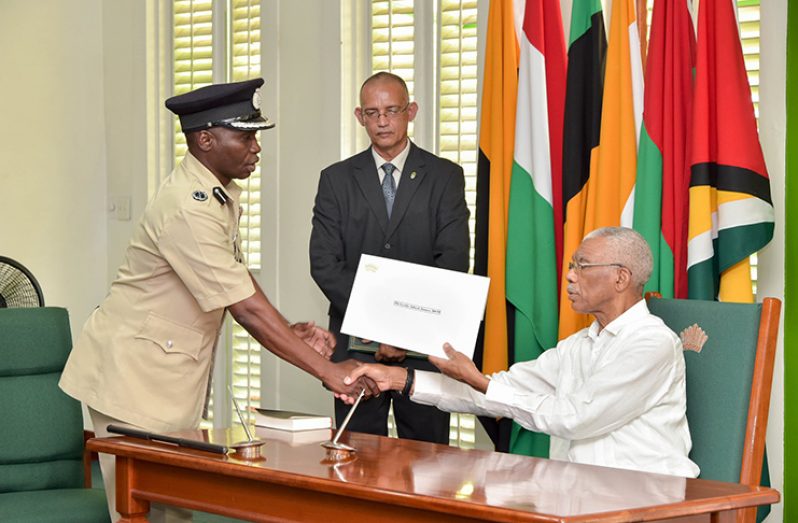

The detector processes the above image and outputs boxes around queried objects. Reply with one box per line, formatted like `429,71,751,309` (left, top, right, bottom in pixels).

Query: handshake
293,323,485,403
336,342,490,404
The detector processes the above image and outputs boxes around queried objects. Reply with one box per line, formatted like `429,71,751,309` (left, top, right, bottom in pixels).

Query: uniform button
166,340,174,349
384,243,391,249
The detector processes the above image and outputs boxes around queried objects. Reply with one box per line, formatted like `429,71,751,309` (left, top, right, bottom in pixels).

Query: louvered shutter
368,0,479,448
171,0,262,427
172,0,214,165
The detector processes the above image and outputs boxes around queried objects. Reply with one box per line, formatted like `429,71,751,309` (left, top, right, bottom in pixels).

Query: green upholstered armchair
647,296,781,523
0,307,109,522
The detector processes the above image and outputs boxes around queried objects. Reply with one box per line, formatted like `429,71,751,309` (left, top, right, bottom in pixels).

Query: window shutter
229,0,263,423
439,0,479,448
172,0,214,166
371,0,416,138
737,1,760,117
171,0,262,427
368,0,479,448
371,1,416,90
439,0,478,271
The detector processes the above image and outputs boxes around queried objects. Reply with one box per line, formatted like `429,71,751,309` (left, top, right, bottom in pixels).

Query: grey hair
584,227,653,290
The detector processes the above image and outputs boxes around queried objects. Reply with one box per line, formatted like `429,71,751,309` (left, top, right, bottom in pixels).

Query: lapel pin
410,171,417,180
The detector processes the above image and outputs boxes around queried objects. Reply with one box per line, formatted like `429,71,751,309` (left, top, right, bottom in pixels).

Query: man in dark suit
310,72,470,443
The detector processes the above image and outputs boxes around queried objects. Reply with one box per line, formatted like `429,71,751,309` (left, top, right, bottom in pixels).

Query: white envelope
341,255,490,359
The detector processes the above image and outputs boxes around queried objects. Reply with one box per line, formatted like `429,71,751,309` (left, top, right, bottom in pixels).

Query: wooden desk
87,430,778,523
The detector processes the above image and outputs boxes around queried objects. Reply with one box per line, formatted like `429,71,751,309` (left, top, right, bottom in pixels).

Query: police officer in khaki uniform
59,79,374,523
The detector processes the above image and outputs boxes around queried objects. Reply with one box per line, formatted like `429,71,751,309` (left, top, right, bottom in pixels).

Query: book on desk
255,426,332,446
251,408,333,432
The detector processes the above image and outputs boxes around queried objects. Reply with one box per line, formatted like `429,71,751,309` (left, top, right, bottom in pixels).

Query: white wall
757,1,787,521
257,0,346,416
0,0,109,337
101,0,151,277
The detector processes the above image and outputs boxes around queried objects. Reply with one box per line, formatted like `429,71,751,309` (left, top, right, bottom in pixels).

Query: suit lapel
352,148,389,233
387,142,426,237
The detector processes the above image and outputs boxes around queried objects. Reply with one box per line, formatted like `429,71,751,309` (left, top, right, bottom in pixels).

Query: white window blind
171,0,262,428
369,0,480,449
172,0,214,166
439,0,478,271
738,0,760,119
228,0,263,425
371,0,416,139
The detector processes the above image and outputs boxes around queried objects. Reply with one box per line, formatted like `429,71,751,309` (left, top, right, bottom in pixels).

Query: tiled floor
91,462,250,523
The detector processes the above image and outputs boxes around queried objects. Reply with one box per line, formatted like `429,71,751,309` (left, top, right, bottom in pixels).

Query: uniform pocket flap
135,312,204,360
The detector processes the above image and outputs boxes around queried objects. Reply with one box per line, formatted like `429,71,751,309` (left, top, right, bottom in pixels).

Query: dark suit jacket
310,142,470,370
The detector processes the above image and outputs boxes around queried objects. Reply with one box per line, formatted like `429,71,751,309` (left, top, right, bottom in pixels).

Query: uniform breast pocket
134,312,205,361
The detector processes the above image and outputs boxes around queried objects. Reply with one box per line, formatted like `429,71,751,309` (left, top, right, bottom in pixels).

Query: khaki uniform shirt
59,152,255,432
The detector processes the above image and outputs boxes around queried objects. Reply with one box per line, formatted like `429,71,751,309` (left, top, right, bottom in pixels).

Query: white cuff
410,370,445,402
485,378,515,405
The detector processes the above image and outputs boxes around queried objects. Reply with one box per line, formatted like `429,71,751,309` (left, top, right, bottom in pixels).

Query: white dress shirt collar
371,140,412,185
586,298,649,340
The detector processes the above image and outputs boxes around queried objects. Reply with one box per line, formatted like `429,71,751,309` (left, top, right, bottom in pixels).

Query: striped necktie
382,163,397,218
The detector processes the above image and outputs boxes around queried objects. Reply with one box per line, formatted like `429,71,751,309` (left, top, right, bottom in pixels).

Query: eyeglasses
361,104,410,121
568,261,627,272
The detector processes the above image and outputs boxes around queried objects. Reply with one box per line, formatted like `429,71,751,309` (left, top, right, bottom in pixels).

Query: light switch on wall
110,196,131,221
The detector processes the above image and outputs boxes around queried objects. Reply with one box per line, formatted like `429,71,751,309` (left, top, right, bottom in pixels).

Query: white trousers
88,407,194,523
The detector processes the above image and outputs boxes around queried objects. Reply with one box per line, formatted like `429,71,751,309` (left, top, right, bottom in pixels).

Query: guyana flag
473,0,519,375
559,0,643,338
687,0,774,302
505,0,566,457
633,0,696,299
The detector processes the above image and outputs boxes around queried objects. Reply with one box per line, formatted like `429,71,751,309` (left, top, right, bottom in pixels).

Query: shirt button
384,243,391,249
166,340,174,349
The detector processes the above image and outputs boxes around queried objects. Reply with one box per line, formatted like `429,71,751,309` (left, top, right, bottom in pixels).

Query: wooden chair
646,295,780,523
0,307,109,522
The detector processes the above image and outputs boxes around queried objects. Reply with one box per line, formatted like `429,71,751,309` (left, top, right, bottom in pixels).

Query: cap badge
252,88,262,110
192,190,208,202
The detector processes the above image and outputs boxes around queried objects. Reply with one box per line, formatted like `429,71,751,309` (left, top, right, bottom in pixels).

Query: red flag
687,0,774,301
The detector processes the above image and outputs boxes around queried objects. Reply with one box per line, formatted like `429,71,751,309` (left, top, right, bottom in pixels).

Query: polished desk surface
87,428,779,523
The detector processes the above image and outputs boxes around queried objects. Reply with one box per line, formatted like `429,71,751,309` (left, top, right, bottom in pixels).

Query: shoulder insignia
680,324,708,353
212,186,230,205
192,190,208,202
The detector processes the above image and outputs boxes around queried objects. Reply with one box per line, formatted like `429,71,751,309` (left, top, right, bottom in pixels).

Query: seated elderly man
344,226,699,478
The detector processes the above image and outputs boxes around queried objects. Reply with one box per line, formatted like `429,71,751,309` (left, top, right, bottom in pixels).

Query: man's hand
338,363,407,404
428,343,490,394
323,359,381,401
374,343,407,363
291,321,335,360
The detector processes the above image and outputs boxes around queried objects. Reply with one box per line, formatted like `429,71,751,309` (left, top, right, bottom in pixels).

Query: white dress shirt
412,299,700,478
371,139,411,187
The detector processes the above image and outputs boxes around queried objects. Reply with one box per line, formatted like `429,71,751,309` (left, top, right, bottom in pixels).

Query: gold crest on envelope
680,324,708,353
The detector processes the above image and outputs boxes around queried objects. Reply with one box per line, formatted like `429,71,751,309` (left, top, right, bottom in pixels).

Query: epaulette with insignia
212,187,230,205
